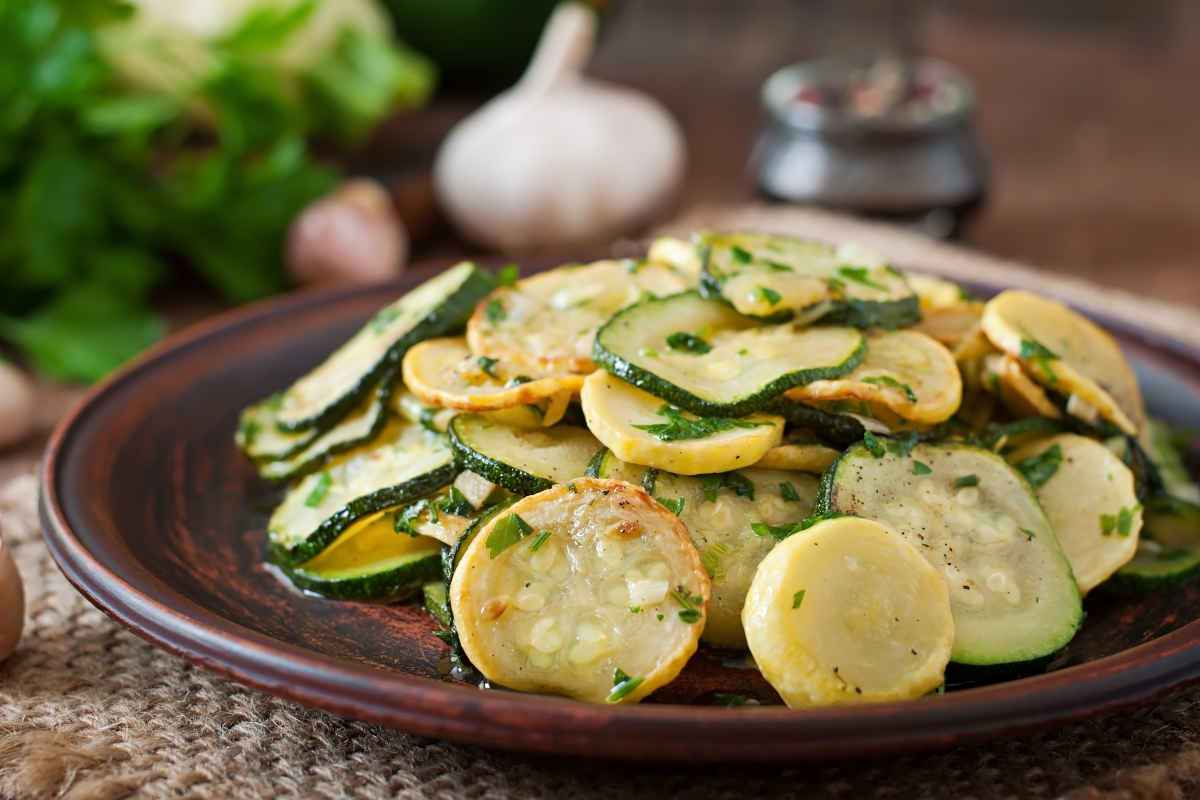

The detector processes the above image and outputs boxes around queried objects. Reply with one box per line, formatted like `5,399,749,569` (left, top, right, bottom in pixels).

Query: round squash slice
1010,434,1141,593
450,478,709,703
467,259,693,375
755,440,840,474
580,371,784,475
981,290,1145,434
742,516,954,707
785,330,962,425
981,353,1062,420
403,337,583,412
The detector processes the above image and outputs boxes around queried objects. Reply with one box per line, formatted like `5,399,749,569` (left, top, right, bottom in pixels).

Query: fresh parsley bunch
0,0,434,382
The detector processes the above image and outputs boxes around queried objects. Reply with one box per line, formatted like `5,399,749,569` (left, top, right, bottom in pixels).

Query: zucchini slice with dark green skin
257,374,395,483
264,261,496,434
593,291,866,417
267,419,457,566
448,414,602,495
236,393,318,462
817,441,1082,667
283,512,443,601
771,399,877,448
695,232,919,328
424,581,452,627
1109,495,1200,592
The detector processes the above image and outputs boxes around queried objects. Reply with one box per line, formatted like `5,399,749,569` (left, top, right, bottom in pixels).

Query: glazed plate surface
39,261,1200,762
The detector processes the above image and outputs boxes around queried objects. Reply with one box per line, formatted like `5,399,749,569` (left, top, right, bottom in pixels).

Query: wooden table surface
6,0,1200,470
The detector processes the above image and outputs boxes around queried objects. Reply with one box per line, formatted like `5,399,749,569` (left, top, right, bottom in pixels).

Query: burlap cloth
5,206,1200,800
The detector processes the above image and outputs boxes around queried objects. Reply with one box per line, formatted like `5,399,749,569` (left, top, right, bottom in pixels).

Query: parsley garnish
607,668,644,703
303,472,332,508
1020,339,1059,384
885,431,920,458
757,286,782,306
435,487,475,517
1021,527,1036,541
764,259,793,272
792,589,806,609
1015,443,1062,488
954,474,980,489
863,430,886,458
394,499,433,536
486,513,532,557
912,461,933,476
836,265,886,291
825,276,846,293
528,530,552,552
671,586,704,624
634,404,770,442
701,542,731,578
484,299,506,324
238,418,261,446
1101,504,1141,537
657,496,685,516
730,245,753,264
751,511,845,541
780,481,801,502
665,331,712,354
863,375,917,403
477,356,500,379
496,264,519,286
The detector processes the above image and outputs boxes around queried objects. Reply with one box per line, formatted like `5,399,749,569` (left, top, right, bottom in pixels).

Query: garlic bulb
0,530,23,662
434,2,686,252
0,361,34,450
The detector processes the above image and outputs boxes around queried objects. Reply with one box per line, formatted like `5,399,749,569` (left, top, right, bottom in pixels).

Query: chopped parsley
764,259,793,272
751,511,845,541
1015,443,1062,489
912,461,933,476
484,299,506,324
836,265,886,291
394,499,434,536
496,263,519,286
730,245,754,264
238,418,261,446
486,513,533,557
756,286,782,306
862,375,917,403
1021,527,1037,541
1101,504,1141,537
700,472,755,502
885,431,919,458
954,474,980,489
863,430,886,458
633,404,771,442
780,481,802,502
792,589,806,609
671,586,704,624
303,472,332,508
701,542,732,578
607,668,644,703
1020,339,1059,384
435,487,475,517
825,276,847,293
657,496,685,516
476,355,500,379
528,530,552,552
665,331,712,354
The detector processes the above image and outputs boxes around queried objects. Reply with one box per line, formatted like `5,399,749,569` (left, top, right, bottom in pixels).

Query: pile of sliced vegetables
238,231,1200,707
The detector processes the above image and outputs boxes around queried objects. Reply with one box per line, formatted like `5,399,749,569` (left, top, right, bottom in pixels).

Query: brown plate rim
38,261,1200,762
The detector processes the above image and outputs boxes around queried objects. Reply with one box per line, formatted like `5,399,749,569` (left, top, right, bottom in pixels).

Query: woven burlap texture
6,207,1200,799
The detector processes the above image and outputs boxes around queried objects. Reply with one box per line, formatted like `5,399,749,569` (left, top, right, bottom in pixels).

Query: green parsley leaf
701,542,731,578
394,499,432,536
756,286,782,306
1020,339,1059,384
238,418,261,446
825,276,847,293
496,264,519,286
954,474,980,489
836,265,886,291
484,299,506,324
792,589,806,609
730,245,753,264
1021,527,1036,541
607,668,644,703
862,375,918,403
528,530,552,552
303,472,332,508
912,461,933,476
435,487,475,517
1015,443,1063,488
486,513,532,557
633,404,771,442
863,430,886,458
665,331,712,354
780,481,801,502
671,586,704,624
764,259,793,272
657,496,685,516
477,355,500,379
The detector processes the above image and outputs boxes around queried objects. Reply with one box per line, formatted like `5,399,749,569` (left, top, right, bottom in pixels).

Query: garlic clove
0,361,35,450
434,2,685,253
286,178,409,287
0,530,23,663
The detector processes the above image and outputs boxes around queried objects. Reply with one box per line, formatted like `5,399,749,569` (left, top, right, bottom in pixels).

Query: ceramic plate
39,261,1200,762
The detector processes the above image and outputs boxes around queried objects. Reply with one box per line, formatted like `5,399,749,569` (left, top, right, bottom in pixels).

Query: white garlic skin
286,179,409,287
0,361,35,450
0,532,23,662
434,3,685,252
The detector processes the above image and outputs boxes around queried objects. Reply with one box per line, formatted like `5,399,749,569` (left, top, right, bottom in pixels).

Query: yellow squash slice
1010,434,1141,593
450,479,709,703
981,353,1063,420
402,337,584,412
755,435,840,474
581,371,784,475
981,290,1145,434
467,259,693,375
785,330,962,425
742,516,954,707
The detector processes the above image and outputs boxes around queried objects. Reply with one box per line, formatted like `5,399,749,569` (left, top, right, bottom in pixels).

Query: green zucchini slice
818,441,1082,666
424,581,452,628
593,291,866,417
694,232,919,328
580,370,783,475
592,450,820,649
448,414,602,495
1141,420,1200,504
285,512,443,601
1010,434,1141,593
1111,539,1200,592
267,419,456,566
236,393,317,462
258,377,394,483
466,259,693,375
267,261,495,433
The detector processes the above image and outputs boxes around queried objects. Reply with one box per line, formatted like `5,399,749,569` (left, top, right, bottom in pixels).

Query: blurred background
0,0,1197,407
